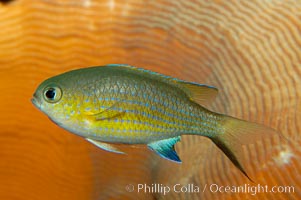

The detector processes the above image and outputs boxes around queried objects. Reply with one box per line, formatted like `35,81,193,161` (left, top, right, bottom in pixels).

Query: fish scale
32,64,279,180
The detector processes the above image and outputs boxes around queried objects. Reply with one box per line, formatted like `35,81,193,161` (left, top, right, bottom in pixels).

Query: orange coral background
0,0,300,199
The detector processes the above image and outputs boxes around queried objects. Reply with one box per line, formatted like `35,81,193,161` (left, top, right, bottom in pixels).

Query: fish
31,64,279,180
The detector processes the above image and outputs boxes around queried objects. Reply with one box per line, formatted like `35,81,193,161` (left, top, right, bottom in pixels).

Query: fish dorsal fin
147,136,181,163
106,64,218,106
87,101,125,121
177,81,218,106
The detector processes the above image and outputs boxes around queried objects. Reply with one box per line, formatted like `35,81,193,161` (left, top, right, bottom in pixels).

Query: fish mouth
31,93,41,110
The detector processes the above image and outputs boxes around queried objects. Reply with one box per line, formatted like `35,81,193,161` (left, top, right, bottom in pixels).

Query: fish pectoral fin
178,81,218,106
93,110,125,121
88,101,126,121
147,136,181,163
86,138,125,154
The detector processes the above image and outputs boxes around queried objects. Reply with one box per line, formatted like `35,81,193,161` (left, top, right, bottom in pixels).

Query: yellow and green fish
32,64,277,179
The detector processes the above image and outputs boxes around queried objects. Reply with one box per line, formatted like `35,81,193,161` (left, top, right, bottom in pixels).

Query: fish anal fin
178,81,218,106
147,136,181,163
86,138,125,154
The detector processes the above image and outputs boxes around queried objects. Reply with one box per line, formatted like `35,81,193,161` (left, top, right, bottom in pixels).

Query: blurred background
0,0,300,199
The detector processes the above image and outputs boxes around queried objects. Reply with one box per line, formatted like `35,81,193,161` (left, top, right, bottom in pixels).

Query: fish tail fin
209,116,280,181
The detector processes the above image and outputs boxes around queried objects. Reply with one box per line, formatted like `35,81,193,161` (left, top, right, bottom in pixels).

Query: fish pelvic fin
210,116,280,182
86,138,125,154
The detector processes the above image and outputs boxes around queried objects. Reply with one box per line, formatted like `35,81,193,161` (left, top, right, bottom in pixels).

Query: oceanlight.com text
209,183,295,195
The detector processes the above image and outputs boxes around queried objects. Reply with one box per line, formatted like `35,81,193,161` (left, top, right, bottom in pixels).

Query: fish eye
43,86,62,103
